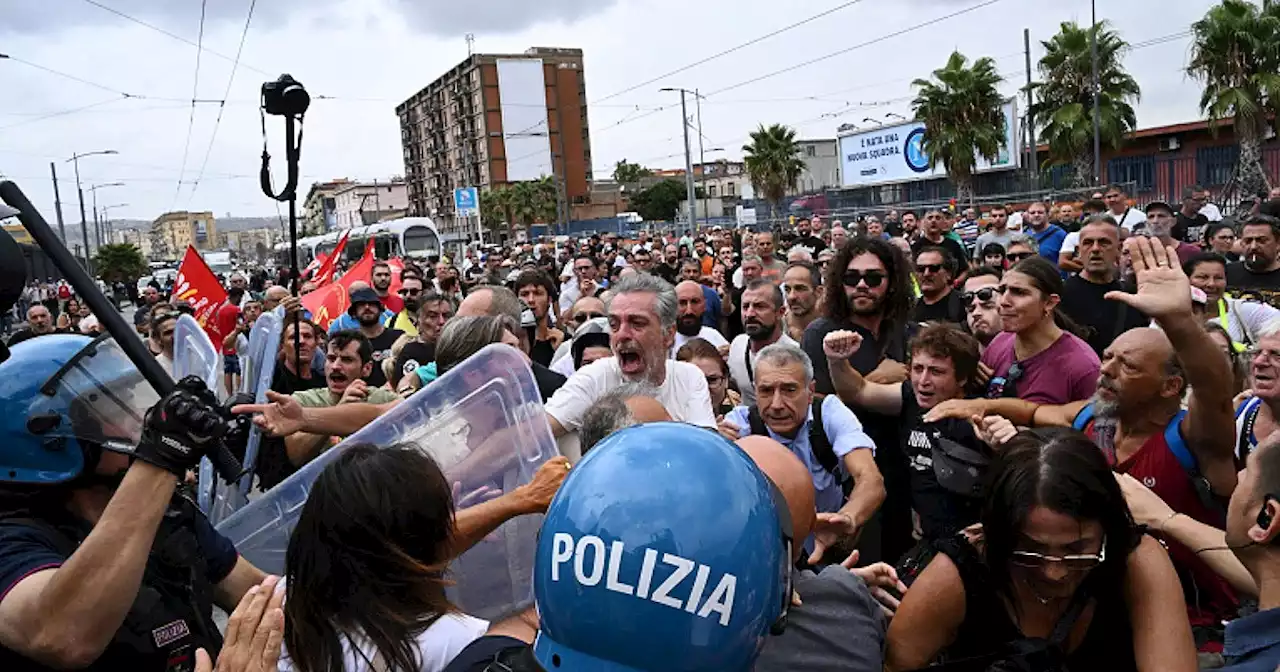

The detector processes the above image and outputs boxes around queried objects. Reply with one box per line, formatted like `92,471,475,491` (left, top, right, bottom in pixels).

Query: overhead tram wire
0,98,127,132
592,0,871,105
187,0,258,205
593,0,1007,137
80,0,273,77
173,0,209,209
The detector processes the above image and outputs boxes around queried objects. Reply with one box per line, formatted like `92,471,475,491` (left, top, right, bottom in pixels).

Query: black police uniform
0,495,235,671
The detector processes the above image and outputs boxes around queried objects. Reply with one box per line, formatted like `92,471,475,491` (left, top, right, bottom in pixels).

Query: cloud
2,0,617,37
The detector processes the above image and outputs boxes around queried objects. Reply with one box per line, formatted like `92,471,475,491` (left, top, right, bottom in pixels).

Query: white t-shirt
671,326,729,358
545,357,717,430
277,612,488,672
727,332,798,408
1059,231,1081,256
1111,207,1147,231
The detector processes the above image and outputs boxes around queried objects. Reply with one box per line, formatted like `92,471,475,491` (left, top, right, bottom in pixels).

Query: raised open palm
1104,236,1191,319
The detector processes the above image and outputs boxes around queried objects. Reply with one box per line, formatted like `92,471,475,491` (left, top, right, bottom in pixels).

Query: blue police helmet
533,422,792,671
0,333,158,487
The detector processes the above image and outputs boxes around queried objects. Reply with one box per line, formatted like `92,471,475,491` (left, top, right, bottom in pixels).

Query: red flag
302,239,375,330
311,229,350,288
303,251,329,277
173,246,229,345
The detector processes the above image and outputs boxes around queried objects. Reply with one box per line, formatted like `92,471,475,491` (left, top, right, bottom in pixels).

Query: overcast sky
0,0,1220,223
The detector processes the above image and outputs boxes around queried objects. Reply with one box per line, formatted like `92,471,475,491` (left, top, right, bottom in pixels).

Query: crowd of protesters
10,185,1280,671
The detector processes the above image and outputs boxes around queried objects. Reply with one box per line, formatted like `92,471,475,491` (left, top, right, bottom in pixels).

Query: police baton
0,180,245,483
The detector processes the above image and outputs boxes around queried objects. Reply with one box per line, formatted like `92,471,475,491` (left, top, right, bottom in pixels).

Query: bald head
1098,327,1186,415
625,395,671,424
736,435,816,549
675,280,702,300
347,281,371,293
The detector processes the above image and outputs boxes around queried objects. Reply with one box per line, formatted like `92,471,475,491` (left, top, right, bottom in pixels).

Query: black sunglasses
842,270,886,288
1006,252,1035,262
961,287,999,305
574,311,605,324
917,263,946,275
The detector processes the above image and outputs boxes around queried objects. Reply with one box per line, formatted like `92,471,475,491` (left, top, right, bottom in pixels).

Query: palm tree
93,243,147,283
911,51,1007,203
1032,20,1141,187
1188,0,1280,204
613,159,652,184
742,124,805,227
480,186,512,239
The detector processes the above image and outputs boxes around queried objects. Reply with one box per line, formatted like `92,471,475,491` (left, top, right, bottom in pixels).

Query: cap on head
534,422,790,671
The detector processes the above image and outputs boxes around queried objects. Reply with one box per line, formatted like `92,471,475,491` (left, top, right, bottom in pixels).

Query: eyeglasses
574,312,606,324
574,265,594,273
398,288,422,296
917,263,945,275
842,270,886,288
1011,540,1106,572
705,374,726,387
1246,347,1280,362
1006,252,1035,262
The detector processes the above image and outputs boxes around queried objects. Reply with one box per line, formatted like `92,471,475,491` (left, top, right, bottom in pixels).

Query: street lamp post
100,203,128,246
660,88,699,231
67,150,118,273
1090,0,1101,185
87,182,124,251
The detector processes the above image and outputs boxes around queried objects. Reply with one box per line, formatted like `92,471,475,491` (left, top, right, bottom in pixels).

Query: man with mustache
545,273,715,445
672,280,728,356
281,330,401,469
925,236,1241,651
1145,200,1203,266
728,280,795,407
347,287,403,388
959,267,1002,351
1059,215,1148,357
1227,214,1280,309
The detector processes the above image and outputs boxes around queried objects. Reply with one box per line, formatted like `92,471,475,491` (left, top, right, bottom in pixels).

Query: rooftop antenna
465,33,475,56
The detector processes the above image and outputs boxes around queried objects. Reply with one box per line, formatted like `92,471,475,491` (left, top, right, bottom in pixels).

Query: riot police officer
0,333,266,670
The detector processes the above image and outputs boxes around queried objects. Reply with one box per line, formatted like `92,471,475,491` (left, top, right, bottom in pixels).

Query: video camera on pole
258,73,310,376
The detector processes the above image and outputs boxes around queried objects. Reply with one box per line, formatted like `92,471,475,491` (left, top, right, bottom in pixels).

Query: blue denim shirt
1221,607,1280,671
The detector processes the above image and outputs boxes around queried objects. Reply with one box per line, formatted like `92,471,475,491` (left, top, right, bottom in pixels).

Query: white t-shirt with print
545,357,717,431
278,612,488,672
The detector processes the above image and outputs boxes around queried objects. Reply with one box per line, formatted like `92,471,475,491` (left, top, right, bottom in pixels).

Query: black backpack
746,398,851,494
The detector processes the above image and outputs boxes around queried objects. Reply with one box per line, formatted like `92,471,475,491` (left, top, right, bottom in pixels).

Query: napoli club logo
905,127,929,173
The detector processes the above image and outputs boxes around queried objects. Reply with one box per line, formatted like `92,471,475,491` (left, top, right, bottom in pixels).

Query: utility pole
1024,28,1036,188
661,88,698,231
1090,0,1101,185
695,88,708,230
49,163,66,243
74,163,90,272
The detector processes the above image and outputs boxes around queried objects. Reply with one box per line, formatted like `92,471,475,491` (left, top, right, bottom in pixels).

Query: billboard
838,100,1019,189
497,59,554,182
194,219,208,243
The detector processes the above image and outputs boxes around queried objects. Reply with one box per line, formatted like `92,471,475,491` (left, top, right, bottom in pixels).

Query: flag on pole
303,251,329,277
302,238,375,330
310,229,350,288
173,246,229,344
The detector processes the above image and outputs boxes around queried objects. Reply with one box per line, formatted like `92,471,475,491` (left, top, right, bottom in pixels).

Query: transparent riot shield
206,312,283,525
217,343,557,620
172,314,222,515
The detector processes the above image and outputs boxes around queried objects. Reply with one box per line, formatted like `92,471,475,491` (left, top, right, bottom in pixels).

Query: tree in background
1188,0,1280,205
481,186,514,239
613,159,653,184
1032,20,1141,188
629,179,689,222
510,177,560,232
742,124,805,226
94,243,147,283
911,51,1007,203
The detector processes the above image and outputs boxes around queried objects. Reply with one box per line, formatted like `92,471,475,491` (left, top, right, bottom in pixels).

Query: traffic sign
454,187,479,215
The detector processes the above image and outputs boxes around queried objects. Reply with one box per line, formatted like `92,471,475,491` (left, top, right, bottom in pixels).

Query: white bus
273,217,442,268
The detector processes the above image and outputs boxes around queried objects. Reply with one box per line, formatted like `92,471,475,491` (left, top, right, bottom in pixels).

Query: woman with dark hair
885,429,1196,672
980,256,1100,405
1202,221,1239,261
676,337,738,416
1184,252,1280,349
281,443,485,672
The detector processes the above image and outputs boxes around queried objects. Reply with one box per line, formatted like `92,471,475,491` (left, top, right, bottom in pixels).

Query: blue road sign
454,187,479,215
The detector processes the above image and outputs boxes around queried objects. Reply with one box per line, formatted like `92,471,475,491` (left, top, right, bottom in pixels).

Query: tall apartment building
396,47,593,238
151,211,217,261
